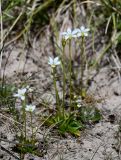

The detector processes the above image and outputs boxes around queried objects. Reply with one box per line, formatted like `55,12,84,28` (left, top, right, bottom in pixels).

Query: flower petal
85,28,90,32
77,32,82,37
54,57,61,65
54,57,59,63
67,28,72,33
56,61,61,65
61,32,67,36
72,34,78,38
84,33,88,36
64,35,69,40
13,93,19,97
48,57,53,65
80,26,85,31
21,95,25,101
25,104,36,112
72,28,80,35
18,88,26,95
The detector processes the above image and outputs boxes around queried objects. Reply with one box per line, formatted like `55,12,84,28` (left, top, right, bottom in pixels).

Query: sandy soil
1,27,121,160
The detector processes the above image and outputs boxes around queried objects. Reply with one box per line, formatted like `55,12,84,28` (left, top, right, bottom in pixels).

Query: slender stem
30,112,34,144
22,99,26,141
62,45,66,118
73,0,77,27
24,110,26,141
80,36,85,97
69,39,72,107
52,67,60,114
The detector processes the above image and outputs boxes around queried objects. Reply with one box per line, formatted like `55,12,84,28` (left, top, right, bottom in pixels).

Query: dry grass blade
0,145,20,160
0,0,3,77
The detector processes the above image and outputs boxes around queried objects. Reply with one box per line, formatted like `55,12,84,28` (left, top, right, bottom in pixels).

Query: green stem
80,36,85,97
69,39,72,107
73,0,77,27
30,112,34,144
52,67,60,114
24,113,26,141
62,45,66,118
22,99,26,141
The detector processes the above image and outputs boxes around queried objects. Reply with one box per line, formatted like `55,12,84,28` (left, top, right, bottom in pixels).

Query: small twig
90,143,102,160
0,144,20,160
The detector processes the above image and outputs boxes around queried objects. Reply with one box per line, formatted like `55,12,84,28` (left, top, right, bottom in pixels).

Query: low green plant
58,113,84,136
77,105,102,124
13,87,40,158
46,26,102,136
45,104,101,137
46,112,84,137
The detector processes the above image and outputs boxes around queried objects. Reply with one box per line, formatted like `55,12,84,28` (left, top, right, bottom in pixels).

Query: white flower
84,111,87,116
26,85,30,89
61,28,78,40
26,85,33,92
74,26,90,37
77,103,81,108
14,88,27,100
25,104,36,112
48,57,61,67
